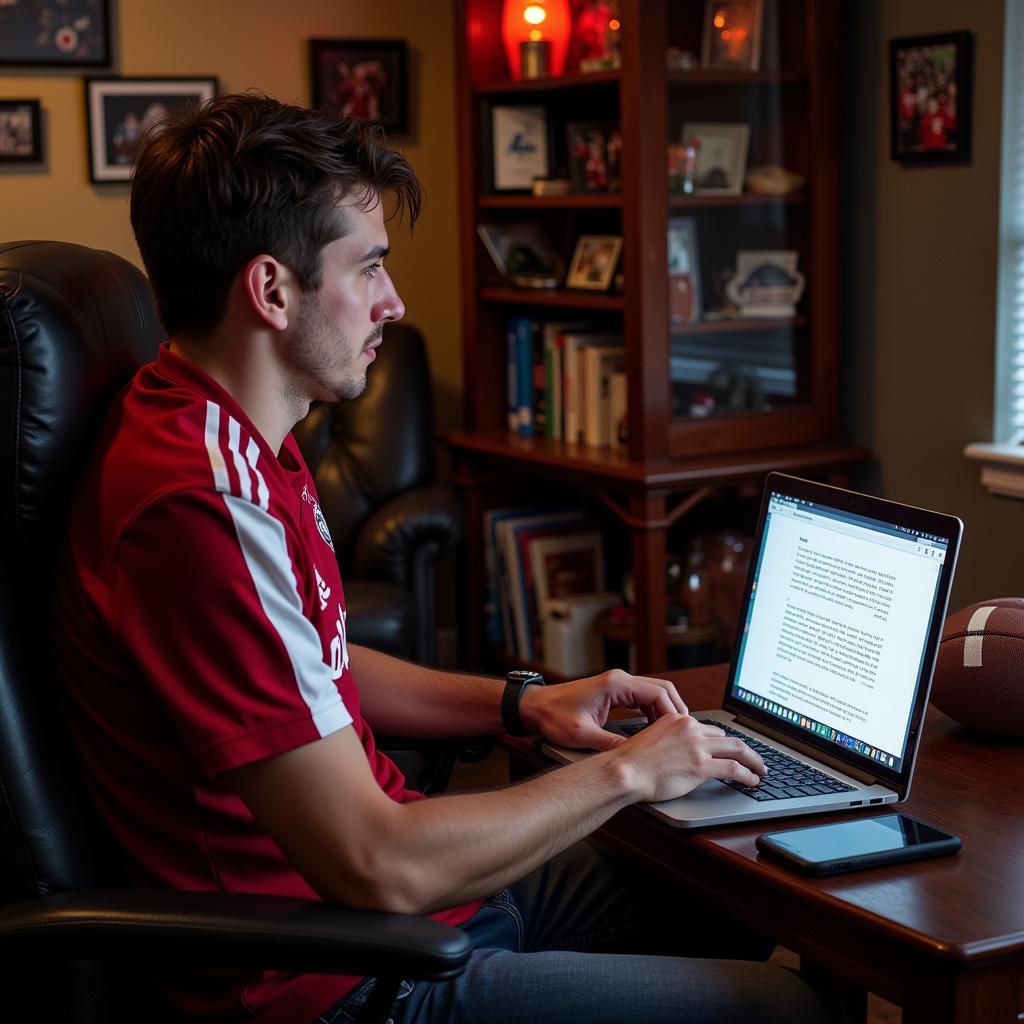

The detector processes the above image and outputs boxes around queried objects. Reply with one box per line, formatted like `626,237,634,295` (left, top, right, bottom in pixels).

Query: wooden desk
505,665,1024,1024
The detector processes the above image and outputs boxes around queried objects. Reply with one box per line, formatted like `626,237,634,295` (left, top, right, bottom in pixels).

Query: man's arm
226,713,765,916
351,643,691,752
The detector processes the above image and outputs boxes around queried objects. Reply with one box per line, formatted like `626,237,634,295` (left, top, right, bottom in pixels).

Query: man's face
288,196,404,403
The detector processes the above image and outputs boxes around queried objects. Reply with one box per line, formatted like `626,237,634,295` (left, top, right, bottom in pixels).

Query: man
54,94,835,1024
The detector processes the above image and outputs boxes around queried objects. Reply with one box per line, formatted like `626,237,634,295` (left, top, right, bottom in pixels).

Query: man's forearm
351,643,505,736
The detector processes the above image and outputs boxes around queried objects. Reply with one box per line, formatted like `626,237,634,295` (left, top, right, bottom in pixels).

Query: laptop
544,473,963,829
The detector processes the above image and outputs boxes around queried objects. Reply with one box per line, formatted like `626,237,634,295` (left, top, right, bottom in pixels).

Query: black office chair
293,324,463,667
0,240,471,1023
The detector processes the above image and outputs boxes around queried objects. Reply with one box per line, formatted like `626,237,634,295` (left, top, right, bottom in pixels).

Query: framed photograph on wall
85,77,218,184
310,39,408,134
0,0,109,67
0,100,43,164
682,121,750,196
890,31,972,164
701,0,764,72
667,217,701,325
490,105,549,191
567,235,622,291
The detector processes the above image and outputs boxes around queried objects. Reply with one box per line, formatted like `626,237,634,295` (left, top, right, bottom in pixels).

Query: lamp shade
502,0,571,79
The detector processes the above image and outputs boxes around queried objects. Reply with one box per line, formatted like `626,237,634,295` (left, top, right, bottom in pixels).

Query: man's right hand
601,713,766,804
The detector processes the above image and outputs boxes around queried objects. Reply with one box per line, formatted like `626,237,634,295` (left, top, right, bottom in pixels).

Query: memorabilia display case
448,0,866,673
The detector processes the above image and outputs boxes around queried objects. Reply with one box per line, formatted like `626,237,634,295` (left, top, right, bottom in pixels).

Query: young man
54,94,836,1024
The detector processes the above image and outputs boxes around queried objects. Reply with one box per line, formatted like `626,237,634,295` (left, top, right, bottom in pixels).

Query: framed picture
477,222,563,288
490,105,549,191
701,0,764,72
0,100,43,164
667,217,701,325
85,77,218,184
567,235,622,291
890,31,972,164
310,39,408,135
566,121,621,194
682,121,750,196
0,0,109,67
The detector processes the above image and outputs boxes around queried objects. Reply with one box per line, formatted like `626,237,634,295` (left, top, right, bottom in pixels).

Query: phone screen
761,814,952,863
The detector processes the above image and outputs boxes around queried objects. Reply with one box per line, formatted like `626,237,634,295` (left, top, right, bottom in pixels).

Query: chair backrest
0,240,163,903
292,323,436,564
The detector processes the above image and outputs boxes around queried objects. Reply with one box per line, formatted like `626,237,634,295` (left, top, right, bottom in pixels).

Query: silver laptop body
544,474,963,829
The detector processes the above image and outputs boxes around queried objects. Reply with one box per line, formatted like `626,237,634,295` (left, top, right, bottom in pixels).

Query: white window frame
966,0,1024,497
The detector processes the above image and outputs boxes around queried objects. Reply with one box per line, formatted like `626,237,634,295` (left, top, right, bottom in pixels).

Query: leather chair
0,240,471,1023
293,324,463,666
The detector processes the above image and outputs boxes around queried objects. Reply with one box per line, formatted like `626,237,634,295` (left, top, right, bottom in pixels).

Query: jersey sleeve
113,488,352,777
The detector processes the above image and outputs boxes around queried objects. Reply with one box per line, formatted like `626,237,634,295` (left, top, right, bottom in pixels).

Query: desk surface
507,664,1024,1015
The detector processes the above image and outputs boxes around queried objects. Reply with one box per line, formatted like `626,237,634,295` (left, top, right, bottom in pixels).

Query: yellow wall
843,0,1024,608
0,0,464,428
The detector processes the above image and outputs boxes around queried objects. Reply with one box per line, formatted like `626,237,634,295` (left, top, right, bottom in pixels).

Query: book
562,331,621,444
482,506,542,648
609,369,628,449
505,319,518,431
494,509,585,657
583,344,625,447
515,317,537,435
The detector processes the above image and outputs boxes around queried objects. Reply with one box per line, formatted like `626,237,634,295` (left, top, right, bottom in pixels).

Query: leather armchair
0,240,471,1023
292,323,463,666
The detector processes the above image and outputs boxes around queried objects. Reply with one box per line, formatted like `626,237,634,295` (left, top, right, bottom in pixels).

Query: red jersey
919,109,953,149
54,343,480,1023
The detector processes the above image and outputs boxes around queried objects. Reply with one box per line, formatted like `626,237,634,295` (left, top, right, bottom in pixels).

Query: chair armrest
0,889,471,980
377,735,495,766
353,485,463,586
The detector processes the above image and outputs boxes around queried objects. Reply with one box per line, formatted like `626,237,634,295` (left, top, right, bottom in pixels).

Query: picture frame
667,217,702,325
310,39,408,135
0,100,43,164
890,31,973,164
477,222,563,288
490,105,549,192
0,0,109,67
701,0,764,72
682,121,750,196
567,235,622,291
566,121,621,194
85,77,218,184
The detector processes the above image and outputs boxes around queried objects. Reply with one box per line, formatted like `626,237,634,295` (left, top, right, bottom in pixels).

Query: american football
931,597,1024,736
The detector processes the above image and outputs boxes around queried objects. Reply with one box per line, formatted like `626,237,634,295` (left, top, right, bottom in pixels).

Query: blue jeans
317,840,840,1023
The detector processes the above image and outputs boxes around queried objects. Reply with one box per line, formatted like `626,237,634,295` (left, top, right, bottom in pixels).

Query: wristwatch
501,669,545,736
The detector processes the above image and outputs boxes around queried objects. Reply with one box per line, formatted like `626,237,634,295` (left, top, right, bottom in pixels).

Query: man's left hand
517,669,689,751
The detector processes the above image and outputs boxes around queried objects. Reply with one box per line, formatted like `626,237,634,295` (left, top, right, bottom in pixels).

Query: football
931,597,1024,736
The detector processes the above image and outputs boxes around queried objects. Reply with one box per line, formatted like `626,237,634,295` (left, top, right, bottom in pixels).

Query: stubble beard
292,296,382,403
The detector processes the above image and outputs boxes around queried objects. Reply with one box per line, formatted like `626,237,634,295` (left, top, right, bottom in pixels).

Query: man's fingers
625,676,688,716
707,736,766,778
703,756,763,788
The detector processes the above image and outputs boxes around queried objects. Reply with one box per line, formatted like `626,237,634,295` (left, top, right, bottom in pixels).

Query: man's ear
242,255,299,331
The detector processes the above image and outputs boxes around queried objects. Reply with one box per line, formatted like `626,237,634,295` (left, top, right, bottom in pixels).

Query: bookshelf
449,0,868,673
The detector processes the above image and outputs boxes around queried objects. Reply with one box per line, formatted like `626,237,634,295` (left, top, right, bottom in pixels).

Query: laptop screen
728,481,954,776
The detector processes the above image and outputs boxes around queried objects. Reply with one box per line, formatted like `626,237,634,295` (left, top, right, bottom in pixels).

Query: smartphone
755,813,961,876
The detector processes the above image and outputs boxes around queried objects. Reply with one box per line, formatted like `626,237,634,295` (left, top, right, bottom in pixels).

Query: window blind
996,0,1024,442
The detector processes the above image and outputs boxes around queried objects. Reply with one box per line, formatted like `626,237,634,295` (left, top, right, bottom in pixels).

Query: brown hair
130,92,422,336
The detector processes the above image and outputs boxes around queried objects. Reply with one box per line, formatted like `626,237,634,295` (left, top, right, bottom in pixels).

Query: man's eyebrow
356,245,390,262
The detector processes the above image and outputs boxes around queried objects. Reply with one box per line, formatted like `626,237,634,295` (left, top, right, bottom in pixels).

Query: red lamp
502,0,571,79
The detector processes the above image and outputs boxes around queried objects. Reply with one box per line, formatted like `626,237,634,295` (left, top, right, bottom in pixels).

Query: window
966,0,1024,496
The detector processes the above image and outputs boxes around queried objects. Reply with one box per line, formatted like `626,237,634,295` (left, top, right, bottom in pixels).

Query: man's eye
364,262,383,277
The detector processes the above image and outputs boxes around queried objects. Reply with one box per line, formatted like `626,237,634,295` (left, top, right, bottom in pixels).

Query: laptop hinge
732,712,882,787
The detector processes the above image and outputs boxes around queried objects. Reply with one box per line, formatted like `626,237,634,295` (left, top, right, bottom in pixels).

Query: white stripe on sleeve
204,401,230,493
227,416,252,503
223,493,351,737
245,436,270,512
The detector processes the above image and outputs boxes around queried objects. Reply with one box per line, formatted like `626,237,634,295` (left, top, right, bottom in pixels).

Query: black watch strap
501,670,545,736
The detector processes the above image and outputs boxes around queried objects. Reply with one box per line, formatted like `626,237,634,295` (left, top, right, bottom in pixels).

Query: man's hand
517,668,688,751
601,713,766,802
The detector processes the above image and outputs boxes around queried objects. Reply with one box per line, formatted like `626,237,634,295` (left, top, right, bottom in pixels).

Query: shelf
669,193,807,209
667,69,807,84
672,316,806,336
480,286,625,310
476,69,620,95
479,194,623,209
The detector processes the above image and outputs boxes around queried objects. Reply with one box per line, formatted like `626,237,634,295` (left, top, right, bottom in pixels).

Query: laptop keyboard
619,720,856,802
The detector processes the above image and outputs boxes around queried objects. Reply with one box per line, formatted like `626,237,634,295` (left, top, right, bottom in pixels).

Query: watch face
508,670,544,685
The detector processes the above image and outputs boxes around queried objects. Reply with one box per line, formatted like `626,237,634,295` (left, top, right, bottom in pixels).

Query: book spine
515,318,534,436
532,321,547,437
564,339,581,444
505,319,518,432
609,369,628,449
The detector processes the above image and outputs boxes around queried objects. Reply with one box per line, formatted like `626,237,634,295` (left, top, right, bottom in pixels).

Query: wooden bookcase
449,0,867,674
